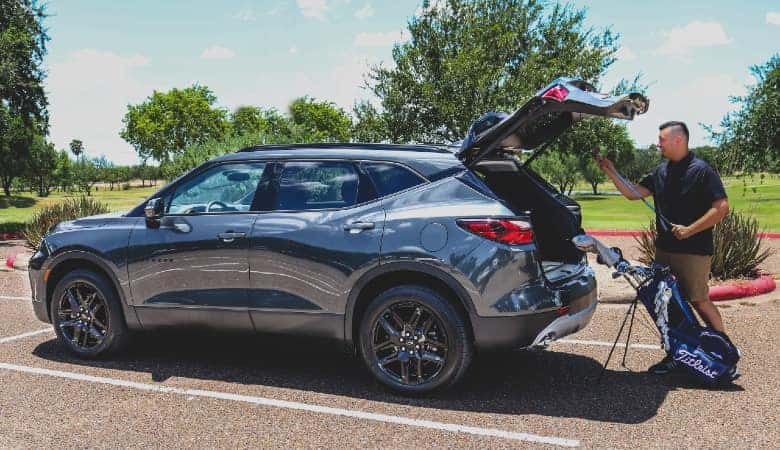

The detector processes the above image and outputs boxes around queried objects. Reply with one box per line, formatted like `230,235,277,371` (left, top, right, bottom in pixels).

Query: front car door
247,160,385,339
127,161,269,330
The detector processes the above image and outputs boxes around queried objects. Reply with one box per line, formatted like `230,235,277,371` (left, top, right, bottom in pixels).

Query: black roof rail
236,143,453,154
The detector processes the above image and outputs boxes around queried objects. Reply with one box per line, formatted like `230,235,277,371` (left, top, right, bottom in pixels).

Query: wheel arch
344,262,476,350
45,250,141,329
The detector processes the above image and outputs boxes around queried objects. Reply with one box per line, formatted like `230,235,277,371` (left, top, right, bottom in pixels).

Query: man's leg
691,299,724,332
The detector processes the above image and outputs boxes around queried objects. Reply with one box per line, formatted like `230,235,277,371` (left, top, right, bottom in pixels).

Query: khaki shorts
655,248,711,303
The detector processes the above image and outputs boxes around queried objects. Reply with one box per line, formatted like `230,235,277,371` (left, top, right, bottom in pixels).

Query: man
596,121,730,374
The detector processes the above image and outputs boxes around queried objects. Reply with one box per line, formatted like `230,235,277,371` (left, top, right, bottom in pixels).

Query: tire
358,285,473,395
51,269,129,359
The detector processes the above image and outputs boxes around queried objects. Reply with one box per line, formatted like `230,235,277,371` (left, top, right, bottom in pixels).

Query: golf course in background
1,175,779,234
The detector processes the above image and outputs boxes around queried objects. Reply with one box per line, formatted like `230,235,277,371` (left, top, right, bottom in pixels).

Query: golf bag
637,264,740,385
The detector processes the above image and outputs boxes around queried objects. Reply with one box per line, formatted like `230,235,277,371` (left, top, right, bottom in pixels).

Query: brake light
457,219,534,245
541,84,569,102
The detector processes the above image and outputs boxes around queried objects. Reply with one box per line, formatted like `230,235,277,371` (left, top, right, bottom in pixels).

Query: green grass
577,175,780,231
0,186,158,233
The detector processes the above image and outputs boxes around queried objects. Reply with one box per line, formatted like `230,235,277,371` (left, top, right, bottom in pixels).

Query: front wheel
51,269,128,358
359,285,472,395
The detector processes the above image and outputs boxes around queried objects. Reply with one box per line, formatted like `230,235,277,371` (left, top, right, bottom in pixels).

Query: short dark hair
659,121,689,142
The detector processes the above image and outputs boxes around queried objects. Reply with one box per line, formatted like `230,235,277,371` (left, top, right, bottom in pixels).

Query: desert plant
634,210,774,280
24,196,109,250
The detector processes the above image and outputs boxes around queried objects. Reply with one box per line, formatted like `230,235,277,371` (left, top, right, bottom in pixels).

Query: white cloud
46,49,152,165
654,21,732,57
615,46,637,61
200,45,236,60
289,46,298,54
354,3,374,20
233,8,256,22
767,12,780,25
353,30,409,47
297,0,328,20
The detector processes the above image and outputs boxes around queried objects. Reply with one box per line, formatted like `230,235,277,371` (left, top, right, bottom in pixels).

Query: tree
0,104,34,195
231,105,291,137
0,0,49,124
553,117,634,194
351,100,389,142
618,145,662,184
709,54,780,172
288,96,351,142
535,151,580,195
53,150,73,192
367,0,619,143
69,139,84,159
25,135,58,196
120,85,229,163
72,157,99,196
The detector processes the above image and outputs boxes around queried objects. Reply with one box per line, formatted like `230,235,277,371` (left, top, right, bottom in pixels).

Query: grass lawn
0,185,159,233
577,174,780,231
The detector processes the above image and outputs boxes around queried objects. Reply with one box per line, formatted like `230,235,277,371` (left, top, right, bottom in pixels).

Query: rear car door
247,160,384,338
127,161,269,330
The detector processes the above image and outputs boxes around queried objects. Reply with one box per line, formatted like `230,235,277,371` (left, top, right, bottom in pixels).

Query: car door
247,160,384,338
127,161,269,331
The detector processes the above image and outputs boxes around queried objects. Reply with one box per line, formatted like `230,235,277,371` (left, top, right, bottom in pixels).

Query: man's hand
671,224,694,240
594,154,615,173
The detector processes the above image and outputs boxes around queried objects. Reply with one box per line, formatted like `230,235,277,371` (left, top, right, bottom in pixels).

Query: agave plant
634,210,774,280
24,197,109,250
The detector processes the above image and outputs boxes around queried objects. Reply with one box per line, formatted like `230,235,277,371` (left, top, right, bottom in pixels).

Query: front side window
168,162,267,214
276,161,359,211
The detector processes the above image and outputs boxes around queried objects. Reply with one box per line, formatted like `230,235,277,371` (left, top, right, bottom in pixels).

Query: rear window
364,162,426,197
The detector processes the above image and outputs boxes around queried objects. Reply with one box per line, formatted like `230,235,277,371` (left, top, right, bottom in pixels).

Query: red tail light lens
541,84,569,102
457,219,534,245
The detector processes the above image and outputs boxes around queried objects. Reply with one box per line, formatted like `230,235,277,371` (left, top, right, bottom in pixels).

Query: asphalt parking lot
0,266,778,448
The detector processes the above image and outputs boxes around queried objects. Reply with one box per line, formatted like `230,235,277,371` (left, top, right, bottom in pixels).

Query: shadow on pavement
31,331,742,425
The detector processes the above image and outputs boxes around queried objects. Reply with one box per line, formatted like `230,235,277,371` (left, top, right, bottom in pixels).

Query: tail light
457,219,534,245
541,84,569,102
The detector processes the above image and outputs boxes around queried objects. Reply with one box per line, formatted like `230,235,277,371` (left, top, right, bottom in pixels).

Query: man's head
658,121,689,161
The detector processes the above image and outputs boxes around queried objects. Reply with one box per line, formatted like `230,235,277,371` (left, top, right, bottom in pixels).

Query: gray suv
28,78,647,394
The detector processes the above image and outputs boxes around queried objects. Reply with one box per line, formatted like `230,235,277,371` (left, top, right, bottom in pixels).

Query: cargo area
472,158,586,282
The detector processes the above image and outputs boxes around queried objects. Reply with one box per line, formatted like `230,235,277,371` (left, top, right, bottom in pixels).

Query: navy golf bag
637,264,740,385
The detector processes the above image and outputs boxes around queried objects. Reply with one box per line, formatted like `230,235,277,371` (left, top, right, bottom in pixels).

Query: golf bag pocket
668,327,740,384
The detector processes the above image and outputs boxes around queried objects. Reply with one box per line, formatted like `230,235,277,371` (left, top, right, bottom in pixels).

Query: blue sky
43,0,780,165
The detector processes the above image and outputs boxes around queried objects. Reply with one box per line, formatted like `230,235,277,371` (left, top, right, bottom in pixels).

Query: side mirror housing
144,197,164,227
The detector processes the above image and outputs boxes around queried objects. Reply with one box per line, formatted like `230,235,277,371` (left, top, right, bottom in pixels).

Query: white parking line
0,295,30,301
0,328,52,344
0,361,578,447
557,339,661,350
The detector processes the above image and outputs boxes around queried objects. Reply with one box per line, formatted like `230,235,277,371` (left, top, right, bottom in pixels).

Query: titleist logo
674,349,719,379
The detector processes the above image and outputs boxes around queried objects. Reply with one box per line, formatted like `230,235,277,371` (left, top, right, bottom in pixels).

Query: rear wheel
359,285,472,395
51,269,128,358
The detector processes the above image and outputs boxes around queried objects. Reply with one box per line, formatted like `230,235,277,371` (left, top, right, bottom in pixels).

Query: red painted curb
709,275,776,302
587,229,780,239
5,254,15,269
0,232,24,241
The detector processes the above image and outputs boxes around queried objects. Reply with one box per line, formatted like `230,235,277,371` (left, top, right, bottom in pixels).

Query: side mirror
144,197,164,228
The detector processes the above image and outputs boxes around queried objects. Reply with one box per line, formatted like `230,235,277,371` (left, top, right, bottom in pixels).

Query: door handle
217,231,246,243
343,221,375,233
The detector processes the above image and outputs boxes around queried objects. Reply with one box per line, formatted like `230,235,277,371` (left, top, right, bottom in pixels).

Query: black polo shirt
639,152,727,255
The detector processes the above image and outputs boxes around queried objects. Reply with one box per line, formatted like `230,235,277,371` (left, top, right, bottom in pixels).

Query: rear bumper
471,267,597,350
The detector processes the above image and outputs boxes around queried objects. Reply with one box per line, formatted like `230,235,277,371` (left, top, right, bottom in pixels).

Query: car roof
213,143,464,179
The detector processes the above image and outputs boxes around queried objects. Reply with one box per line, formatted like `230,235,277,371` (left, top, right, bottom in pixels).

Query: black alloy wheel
359,285,472,395
56,281,109,350
51,269,128,358
372,301,448,385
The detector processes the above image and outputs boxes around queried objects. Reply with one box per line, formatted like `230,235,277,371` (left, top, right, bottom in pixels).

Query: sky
42,0,780,165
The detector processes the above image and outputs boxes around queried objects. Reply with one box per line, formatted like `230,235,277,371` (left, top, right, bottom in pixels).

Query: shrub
122,182,131,190
635,210,774,280
24,196,110,250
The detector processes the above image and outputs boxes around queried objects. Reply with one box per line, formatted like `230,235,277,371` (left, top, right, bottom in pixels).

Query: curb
587,229,780,239
0,232,24,241
709,275,776,302
4,253,30,271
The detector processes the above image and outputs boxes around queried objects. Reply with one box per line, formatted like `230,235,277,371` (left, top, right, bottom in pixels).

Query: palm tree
69,139,83,159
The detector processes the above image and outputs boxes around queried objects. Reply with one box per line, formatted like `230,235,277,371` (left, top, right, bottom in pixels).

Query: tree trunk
591,182,598,195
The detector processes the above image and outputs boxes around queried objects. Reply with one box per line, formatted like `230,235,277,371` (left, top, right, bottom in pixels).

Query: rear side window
363,162,426,197
276,161,359,211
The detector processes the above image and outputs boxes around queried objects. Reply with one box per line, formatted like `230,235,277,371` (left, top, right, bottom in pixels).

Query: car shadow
31,331,742,425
